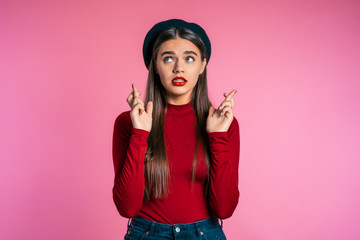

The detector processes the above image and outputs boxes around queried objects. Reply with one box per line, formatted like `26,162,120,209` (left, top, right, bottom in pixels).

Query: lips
171,76,187,86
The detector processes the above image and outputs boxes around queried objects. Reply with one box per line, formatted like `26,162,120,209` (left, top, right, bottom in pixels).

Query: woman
112,19,240,240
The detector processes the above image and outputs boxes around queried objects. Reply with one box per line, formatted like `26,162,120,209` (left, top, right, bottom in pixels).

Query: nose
173,59,185,74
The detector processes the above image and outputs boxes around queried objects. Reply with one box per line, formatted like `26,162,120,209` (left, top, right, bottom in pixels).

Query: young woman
112,19,240,240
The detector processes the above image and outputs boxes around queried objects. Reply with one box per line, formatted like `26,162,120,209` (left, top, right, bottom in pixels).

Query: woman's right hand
127,84,153,132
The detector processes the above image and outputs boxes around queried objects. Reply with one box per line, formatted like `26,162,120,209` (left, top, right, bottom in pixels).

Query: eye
163,56,173,63
186,56,195,62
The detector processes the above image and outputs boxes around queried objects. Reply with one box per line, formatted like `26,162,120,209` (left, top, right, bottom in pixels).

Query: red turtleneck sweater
112,102,240,224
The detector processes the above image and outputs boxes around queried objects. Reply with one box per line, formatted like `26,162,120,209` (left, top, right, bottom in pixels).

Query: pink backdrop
1,0,360,239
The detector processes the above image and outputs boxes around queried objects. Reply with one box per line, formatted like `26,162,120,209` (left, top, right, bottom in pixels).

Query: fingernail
219,105,223,110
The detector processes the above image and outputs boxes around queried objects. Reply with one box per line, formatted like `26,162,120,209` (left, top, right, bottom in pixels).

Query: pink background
1,0,360,239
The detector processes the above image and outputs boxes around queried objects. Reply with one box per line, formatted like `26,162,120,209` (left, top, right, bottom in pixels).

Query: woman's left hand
206,90,237,133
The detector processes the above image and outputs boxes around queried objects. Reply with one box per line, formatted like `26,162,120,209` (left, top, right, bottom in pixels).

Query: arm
208,117,240,219
112,112,149,218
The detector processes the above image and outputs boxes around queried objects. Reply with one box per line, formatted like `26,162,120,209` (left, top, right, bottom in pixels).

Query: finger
132,101,145,110
132,84,140,98
135,101,145,114
208,106,216,117
128,90,141,101
127,92,134,106
224,89,237,101
132,102,145,115
221,106,232,114
221,90,236,109
146,101,153,116
132,84,144,109
128,85,137,106
132,95,144,108
131,95,144,107
219,100,233,110
221,106,232,116
135,97,145,106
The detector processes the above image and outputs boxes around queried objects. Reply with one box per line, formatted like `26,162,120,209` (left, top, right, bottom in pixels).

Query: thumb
208,105,215,117
146,101,153,117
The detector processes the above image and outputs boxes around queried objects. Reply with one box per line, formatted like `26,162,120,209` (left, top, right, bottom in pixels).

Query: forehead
158,38,201,54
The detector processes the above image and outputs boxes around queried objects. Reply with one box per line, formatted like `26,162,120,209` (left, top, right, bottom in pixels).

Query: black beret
142,19,211,69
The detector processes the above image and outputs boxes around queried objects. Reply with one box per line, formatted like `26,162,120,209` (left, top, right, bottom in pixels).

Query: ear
199,58,207,75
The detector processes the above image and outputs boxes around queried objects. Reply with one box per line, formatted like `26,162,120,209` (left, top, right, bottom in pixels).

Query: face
156,38,207,105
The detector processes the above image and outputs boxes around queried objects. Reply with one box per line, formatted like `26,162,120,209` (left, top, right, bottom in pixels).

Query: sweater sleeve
208,117,240,219
112,111,149,218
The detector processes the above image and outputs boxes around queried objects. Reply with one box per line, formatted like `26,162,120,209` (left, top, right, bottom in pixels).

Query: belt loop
220,218,223,229
193,221,202,236
127,218,132,228
148,222,156,236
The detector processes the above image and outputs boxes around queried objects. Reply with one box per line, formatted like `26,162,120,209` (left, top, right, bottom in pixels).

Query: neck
166,94,192,105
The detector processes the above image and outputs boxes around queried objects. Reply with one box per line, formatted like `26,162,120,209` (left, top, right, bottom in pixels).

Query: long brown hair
144,28,212,201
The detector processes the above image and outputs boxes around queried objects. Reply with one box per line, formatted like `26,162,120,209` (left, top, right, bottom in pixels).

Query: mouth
171,77,187,86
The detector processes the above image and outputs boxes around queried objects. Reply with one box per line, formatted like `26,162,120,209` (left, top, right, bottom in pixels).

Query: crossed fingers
128,84,145,115
218,89,237,116
126,84,142,107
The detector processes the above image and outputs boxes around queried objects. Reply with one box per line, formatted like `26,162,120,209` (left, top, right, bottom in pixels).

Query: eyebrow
184,51,198,56
160,51,198,56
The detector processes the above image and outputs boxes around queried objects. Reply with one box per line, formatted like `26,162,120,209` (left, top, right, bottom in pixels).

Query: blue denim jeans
124,217,226,240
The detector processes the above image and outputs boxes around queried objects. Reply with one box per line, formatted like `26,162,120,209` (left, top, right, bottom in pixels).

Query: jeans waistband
130,217,222,236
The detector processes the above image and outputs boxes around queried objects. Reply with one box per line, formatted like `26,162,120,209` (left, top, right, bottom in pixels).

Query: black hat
142,19,211,69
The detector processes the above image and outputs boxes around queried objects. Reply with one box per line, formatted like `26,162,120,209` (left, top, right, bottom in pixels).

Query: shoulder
228,116,240,135
113,111,132,138
114,111,131,125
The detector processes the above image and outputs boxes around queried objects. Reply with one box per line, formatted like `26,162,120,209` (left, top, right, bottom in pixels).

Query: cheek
160,77,167,87
191,63,203,74
189,66,202,80
157,63,170,76
158,71,169,85
158,73,171,90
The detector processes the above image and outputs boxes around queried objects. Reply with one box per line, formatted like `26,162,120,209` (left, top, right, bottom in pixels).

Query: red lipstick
171,76,187,86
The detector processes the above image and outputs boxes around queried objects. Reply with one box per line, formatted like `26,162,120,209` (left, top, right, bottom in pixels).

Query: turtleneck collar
166,101,194,116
